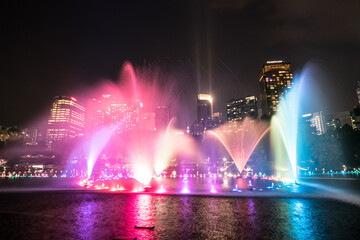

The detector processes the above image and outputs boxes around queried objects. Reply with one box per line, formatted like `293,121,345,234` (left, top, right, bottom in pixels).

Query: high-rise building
352,82,360,131
190,120,204,141
197,94,213,126
46,96,85,149
259,60,293,117
352,105,360,131
326,118,341,132
212,112,223,128
24,128,45,146
325,111,352,131
226,96,258,121
189,94,214,141
86,94,141,134
302,112,326,135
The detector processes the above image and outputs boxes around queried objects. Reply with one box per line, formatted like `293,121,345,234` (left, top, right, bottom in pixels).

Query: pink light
60,62,206,194
157,185,166,193
181,188,190,194
210,185,217,193
181,184,190,194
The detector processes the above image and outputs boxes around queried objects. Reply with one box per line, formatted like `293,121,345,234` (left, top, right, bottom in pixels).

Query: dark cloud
209,0,251,10
267,0,360,44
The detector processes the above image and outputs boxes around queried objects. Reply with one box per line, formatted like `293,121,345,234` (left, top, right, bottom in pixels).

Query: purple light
210,185,217,193
181,188,190,194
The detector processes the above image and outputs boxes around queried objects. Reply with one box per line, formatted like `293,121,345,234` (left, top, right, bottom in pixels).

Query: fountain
67,61,202,187
85,124,120,178
27,61,307,193
271,75,304,180
208,118,270,175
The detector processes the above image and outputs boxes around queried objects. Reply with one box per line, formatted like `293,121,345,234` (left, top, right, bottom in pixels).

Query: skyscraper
46,96,85,149
324,111,352,131
353,82,360,131
24,128,45,146
302,112,326,135
352,105,360,131
226,96,258,121
212,112,223,127
197,94,213,126
86,94,141,134
259,60,293,117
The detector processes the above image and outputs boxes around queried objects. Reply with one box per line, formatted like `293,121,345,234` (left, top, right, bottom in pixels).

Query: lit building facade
86,94,141,134
352,82,360,131
212,112,223,128
325,111,352,131
190,120,204,141
24,128,45,146
302,112,326,135
259,60,293,117
226,96,258,121
197,94,213,125
352,105,360,131
190,94,214,141
46,96,85,149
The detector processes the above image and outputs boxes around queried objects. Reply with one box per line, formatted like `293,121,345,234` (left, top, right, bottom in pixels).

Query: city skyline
1,0,360,127
1,65,359,131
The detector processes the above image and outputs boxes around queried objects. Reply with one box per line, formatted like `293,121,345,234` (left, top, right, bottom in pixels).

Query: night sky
1,0,360,127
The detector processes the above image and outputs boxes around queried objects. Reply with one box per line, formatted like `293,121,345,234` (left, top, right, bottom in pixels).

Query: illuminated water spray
154,118,177,176
208,118,270,175
76,61,202,186
271,75,304,180
86,124,119,178
154,118,201,176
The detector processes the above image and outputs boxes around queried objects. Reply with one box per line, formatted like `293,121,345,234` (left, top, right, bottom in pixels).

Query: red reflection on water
132,194,158,239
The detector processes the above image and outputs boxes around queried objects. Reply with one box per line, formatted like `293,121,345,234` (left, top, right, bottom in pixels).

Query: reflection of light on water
210,185,216,193
133,194,156,239
287,200,315,239
247,199,256,223
75,200,98,239
302,181,360,207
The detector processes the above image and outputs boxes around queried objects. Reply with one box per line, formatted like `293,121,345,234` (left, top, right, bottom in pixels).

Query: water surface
1,191,360,239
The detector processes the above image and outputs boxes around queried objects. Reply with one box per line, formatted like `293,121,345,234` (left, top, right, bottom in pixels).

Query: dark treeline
298,122,360,171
